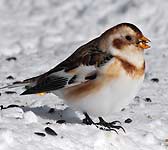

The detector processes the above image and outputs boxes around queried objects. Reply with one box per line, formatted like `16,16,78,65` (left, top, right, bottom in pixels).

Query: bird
1,23,150,131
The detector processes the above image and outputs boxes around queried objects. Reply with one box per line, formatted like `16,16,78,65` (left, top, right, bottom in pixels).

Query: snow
0,0,168,149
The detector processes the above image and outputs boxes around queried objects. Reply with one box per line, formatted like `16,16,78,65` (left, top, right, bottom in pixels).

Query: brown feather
47,38,112,74
115,56,145,79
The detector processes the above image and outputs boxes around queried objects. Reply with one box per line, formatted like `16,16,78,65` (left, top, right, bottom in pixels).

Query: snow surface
0,0,168,149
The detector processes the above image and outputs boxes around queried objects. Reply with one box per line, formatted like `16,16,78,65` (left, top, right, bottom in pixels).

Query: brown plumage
1,23,150,115
116,56,145,79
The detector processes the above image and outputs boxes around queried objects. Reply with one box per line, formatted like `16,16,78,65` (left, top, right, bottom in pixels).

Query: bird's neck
115,53,145,69
112,47,145,69
115,54,145,79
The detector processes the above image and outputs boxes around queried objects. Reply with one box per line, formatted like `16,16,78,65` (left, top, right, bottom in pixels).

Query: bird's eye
125,35,132,41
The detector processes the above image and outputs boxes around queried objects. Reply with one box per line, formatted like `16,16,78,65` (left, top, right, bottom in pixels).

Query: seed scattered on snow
151,78,159,82
121,108,125,111
34,132,46,137
6,57,17,61
56,120,66,124
0,104,23,110
6,76,14,80
46,122,52,125
124,118,132,123
145,98,152,102
7,104,21,108
45,127,57,136
134,96,140,102
5,91,17,94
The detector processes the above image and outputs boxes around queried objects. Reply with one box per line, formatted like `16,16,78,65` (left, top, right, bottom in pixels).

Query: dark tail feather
20,77,67,95
0,81,29,90
20,89,36,95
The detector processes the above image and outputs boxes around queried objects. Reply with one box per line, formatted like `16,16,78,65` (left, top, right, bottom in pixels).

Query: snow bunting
2,23,150,131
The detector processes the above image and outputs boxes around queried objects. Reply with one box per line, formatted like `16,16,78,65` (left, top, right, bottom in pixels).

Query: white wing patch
49,65,97,88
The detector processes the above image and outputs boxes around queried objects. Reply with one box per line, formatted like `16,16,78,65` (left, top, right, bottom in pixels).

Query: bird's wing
18,38,113,95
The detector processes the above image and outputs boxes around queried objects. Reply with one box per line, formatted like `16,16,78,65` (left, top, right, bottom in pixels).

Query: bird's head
99,23,151,68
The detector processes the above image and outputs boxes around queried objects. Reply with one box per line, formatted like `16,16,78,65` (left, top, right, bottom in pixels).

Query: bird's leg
82,112,94,125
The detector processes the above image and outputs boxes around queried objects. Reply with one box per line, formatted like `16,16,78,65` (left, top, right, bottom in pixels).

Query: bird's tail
0,72,44,90
0,75,45,95
0,81,30,90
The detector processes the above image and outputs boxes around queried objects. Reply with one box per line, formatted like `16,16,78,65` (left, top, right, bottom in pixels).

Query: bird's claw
83,113,125,133
95,117,125,133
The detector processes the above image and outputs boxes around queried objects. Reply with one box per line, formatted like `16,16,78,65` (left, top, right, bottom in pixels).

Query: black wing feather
21,76,68,95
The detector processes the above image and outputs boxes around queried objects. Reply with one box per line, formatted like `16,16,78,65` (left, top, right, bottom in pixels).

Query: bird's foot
82,113,125,133
95,117,125,133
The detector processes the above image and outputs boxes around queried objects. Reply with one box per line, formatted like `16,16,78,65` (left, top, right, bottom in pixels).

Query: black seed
6,57,17,61
145,98,152,102
134,96,140,102
1,104,23,110
135,96,140,99
34,132,46,137
16,117,21,119
6,104,20,108
0,93,1,96
46,122,52,125
48,108,55,113
121,108,125,111
5,91,17,94
6,76,14,80
56,120,66,124
45,127,57,136
124,118,132,123
151,78,159,82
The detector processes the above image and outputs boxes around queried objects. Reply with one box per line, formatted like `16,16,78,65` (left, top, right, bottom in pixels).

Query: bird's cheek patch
112,39,125,50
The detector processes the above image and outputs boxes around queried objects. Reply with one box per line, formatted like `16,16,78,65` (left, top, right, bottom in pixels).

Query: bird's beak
137,36,151,49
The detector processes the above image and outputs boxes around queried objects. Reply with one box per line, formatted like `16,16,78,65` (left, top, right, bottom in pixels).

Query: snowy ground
0,0,168,149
